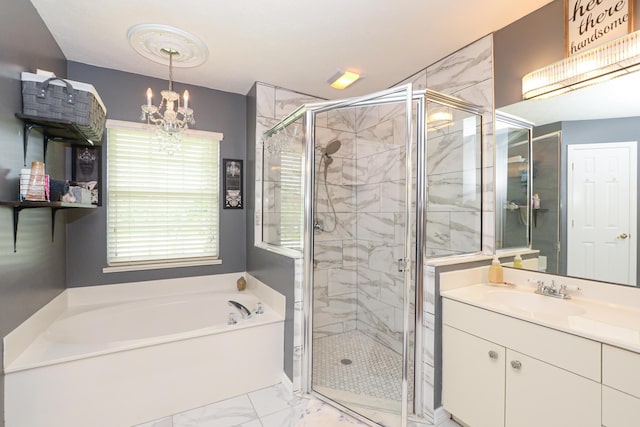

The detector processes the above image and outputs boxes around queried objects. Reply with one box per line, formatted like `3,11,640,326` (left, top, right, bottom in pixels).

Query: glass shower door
306,85,415,427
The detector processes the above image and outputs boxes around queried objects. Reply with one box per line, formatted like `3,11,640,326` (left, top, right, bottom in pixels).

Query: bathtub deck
5,298,282,373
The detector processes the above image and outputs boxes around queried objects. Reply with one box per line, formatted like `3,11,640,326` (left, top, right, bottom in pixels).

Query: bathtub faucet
228,300,252,319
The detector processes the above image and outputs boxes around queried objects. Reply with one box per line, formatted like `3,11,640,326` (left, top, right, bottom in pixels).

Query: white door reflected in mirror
567,142,637,286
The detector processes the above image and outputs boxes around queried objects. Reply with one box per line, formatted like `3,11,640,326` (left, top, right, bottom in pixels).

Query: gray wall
531,129,561,274
245,84,296,381
494,0,640,108
493,0,564,108
66,62,247,286
0,1,68,425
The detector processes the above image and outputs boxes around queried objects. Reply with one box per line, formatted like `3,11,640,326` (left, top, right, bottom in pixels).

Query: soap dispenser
488,256,504,284
513,253,523,269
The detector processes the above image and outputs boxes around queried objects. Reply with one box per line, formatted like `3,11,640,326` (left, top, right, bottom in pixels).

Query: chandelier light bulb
140,49,195,154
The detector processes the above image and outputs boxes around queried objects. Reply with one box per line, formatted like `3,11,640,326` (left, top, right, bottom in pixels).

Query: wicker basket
21,74,107,142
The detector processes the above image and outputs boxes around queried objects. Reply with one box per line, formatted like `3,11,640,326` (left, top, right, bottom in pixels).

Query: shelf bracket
9,206,62,252
51,208,57,242
22,123,42,166
11,206,22,252
43,135,66,163
20,119,81,166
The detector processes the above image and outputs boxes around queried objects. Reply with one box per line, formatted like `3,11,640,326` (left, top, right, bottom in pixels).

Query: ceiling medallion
127,23,209,68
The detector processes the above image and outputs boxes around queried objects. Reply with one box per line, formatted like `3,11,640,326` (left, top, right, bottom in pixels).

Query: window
106,120,222,271
260,119,304,253
277,150,304,249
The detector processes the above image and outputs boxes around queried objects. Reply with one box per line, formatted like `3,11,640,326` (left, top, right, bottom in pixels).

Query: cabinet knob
511,360,522,370
488,350,498,359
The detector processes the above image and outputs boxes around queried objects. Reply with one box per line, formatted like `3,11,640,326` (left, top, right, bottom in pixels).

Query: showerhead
321,139,342,156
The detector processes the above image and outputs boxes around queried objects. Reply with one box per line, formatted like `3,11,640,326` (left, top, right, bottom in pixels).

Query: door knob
617,233,629,239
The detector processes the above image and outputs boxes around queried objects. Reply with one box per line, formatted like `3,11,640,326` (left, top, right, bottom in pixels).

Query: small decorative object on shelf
25,161,47,201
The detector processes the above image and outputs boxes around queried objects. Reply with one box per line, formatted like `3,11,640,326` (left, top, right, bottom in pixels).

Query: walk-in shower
262,84,483,427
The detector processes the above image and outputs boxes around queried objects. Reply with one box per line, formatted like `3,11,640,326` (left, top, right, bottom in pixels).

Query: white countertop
442,283,640,354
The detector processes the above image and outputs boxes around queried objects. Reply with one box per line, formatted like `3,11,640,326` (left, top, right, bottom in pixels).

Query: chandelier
140,48,195,154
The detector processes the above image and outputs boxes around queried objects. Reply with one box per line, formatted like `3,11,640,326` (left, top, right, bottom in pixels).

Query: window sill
103,258,222,273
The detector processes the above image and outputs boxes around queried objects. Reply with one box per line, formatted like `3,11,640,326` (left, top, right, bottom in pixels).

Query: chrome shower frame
263,84,484,427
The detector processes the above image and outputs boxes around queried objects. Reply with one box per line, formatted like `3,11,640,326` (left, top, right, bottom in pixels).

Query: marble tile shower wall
312,108,359,338
396,34,496,422
255,83,322,247
352,103,410,355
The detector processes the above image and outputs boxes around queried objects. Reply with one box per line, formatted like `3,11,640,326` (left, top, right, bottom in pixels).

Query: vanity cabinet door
442,325,505,427
505,349,601,427
602,385,640,427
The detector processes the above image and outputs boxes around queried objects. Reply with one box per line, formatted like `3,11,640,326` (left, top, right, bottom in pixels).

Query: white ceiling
30,0,554,99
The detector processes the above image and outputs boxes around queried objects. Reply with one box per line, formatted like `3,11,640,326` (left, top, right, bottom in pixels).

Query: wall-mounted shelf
0,200,96,252
15,113,99,166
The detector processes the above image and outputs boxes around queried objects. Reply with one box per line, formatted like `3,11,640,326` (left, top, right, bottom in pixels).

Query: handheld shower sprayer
322,139,342,156
314,139,342,234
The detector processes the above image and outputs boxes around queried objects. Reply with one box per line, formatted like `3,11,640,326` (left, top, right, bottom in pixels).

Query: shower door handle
397,258,409,273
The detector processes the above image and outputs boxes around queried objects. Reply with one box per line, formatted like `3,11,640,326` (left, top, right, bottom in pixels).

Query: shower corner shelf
15,113,100,167
0,200,96,252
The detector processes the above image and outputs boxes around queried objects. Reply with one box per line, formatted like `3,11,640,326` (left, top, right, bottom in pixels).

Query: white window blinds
107,124,220,266
278,151,304,250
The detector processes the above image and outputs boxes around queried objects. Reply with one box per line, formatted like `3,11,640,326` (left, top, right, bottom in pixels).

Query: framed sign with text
565,0,634,56
223,159,243,209
71,145,102,206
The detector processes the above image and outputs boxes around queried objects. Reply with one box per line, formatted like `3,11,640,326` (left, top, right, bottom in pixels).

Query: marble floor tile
172,394,258,427
133,382,462,427
248,383,302,418
134,417,173,427
260,397,369,427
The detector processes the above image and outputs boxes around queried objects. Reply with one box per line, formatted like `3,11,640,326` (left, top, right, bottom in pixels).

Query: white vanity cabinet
602,345,640,427
442,325,505,426
442,298,601,427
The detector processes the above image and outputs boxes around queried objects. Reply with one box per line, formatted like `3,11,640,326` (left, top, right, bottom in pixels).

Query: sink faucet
228,300,252,319
534,280,571,299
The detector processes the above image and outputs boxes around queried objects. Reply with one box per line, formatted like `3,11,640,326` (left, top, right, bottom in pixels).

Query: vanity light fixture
327,69,361,89
523,30,640,99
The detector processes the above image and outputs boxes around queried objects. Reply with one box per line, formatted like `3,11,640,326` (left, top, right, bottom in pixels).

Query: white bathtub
4,273,285,427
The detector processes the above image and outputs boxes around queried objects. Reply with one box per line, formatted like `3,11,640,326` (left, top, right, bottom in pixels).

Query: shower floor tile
312,330,414,403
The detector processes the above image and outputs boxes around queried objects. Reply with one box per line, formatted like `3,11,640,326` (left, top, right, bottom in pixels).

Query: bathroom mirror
497,71,640,287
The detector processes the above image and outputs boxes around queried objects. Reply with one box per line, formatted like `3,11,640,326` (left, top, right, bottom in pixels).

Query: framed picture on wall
71,145,102,206
565,0,634,56
223,159,243,209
